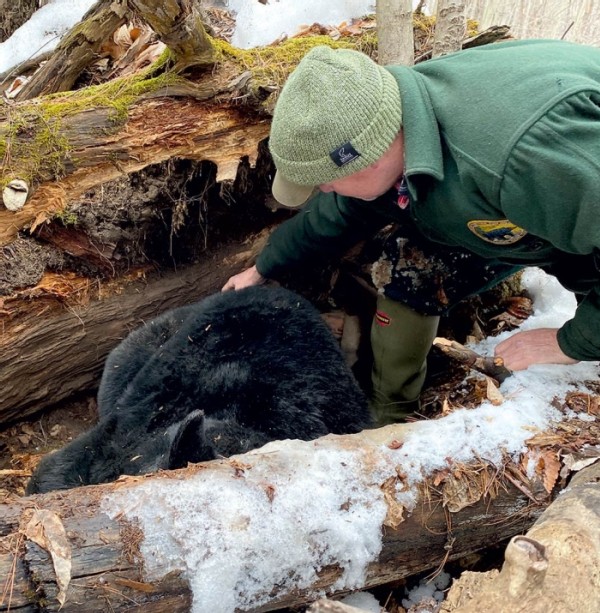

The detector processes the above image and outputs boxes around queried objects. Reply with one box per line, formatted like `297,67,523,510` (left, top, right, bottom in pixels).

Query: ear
168,410,215,469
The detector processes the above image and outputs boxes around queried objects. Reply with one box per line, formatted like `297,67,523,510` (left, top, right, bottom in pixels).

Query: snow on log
0,422,556,613
442,459,600,613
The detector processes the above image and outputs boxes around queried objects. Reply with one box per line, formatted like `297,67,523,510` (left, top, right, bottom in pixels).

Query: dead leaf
23,510,72,606
382,476,405,529
441,397,453,416
539,450,560,494
262,483,276,503
432,469,450,487
560,446,600,478
485,376,504,406
442,472,483,512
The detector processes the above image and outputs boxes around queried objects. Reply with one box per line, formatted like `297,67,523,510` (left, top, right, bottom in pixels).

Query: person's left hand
494,328,579,371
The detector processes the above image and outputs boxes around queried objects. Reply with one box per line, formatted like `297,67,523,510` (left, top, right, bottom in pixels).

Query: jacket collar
386,65,444,200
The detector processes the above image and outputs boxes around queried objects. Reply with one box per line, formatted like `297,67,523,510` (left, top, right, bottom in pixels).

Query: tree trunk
442,460,600,612
432,0,467,58
0,0,38,43
13,0,130,101
376,0,414,66
14,0,215,101
0,425,552,613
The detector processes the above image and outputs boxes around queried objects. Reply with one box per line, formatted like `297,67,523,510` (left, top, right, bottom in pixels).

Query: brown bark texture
442,460,600,613
0,425,552,613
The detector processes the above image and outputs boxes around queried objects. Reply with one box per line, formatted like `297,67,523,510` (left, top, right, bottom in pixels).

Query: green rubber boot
369,296,440,427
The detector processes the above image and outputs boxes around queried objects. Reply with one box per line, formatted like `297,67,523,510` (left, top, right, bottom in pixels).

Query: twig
433,337,512,383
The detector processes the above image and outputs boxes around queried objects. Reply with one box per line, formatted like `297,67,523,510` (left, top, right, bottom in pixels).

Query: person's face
318,132,405,201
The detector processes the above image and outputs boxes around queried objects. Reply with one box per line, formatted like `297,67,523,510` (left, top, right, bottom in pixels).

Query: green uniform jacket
256,40,600,361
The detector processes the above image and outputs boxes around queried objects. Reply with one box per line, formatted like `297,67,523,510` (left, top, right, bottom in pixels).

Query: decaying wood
442,460,600,612
433,337,512,383
462,25,512,49
0,424,552,613
0,96,269,247
127,0,214,71
14,0,129,101
308,600,366,613
415,24,512,62
14,0,214,102
0,237,266,425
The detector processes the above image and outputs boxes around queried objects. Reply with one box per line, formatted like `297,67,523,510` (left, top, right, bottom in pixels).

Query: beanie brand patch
329,142,361,167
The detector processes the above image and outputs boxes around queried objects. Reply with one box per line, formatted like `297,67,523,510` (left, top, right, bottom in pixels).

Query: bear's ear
168,410,215,469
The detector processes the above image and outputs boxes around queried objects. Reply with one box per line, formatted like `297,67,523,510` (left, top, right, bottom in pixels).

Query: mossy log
0,86,271,247
0,425,551,613
13,0,130,101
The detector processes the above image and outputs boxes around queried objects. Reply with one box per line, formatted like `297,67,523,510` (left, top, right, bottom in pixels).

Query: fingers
221,266,265,292
494,328,578,370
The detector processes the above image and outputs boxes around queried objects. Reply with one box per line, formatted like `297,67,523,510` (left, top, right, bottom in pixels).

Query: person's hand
221,265,266,292
494,328,579,371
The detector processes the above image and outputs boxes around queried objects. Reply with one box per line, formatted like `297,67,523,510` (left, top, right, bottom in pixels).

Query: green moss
212,36,364,91
0,65,184,191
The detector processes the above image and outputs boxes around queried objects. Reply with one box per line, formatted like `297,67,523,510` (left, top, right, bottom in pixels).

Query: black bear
27,286,371,493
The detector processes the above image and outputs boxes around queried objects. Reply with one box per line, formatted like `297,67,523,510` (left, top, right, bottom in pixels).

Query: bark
0,425,551,613
376,0,414,66
0,237,268,425
415,24,511,63
308,601,366,613
443,460,600,612
0,0,38,43
432,0,467,58
126,0,214,71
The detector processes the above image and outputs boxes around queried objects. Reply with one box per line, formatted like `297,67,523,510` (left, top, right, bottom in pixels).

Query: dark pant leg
368,222,520,424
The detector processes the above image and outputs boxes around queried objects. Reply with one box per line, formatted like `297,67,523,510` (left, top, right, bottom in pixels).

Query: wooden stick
433,337,512,383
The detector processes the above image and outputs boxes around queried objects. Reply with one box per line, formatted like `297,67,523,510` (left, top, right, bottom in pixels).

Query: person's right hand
221,265,266,292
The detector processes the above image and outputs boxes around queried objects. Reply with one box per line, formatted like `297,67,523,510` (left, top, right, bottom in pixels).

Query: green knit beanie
269,45,403,207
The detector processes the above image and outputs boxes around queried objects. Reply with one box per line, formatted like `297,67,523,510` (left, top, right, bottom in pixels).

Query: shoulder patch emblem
467,219,528,245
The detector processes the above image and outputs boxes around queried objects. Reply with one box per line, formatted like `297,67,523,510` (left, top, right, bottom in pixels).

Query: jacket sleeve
500,91,600,360
256,191,393,280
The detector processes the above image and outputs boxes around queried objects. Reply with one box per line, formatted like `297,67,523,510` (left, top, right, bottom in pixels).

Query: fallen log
442,459,600,613
0,91,270,247
0,423,551,613
0,235,268,425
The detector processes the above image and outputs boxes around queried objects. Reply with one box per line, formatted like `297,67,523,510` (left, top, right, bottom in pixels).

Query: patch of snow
0,0,96,74
341,590,384,611
227,0,376,49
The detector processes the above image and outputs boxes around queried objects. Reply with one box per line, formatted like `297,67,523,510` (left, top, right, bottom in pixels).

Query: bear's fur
27,286,371,493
